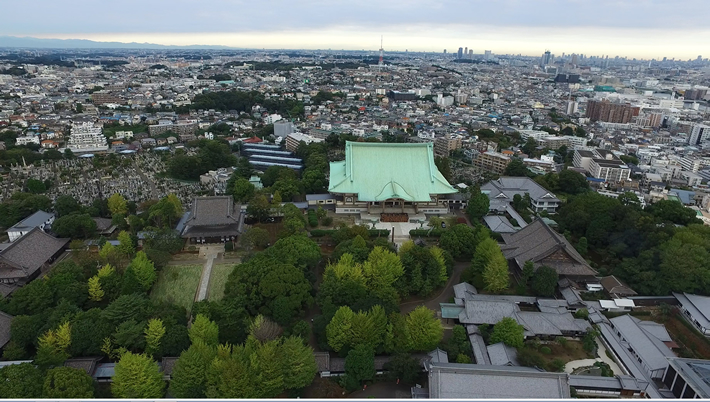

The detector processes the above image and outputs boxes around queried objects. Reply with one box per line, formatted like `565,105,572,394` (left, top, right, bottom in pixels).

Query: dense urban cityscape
1,41,710,399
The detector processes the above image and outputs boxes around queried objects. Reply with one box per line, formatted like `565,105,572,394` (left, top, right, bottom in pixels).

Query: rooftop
328,142,457,202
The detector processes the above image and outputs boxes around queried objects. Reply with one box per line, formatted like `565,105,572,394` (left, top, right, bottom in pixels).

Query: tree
490,317,524,348
466,189,490,222
26,178,47,194
531,266,559,297
521,138,537,156
0,362,44,398
326,305,355,352
42,367,94,398
35,322,71,369
117,230,135,256
108,193,128,215
647,199,701,226
344,344,375,390
250,340,285,397
148,194,183,228
406,306,443,352
281,336,317,390
144,318,166,356
520,260,535,287
169,341,216,398
384,354,422,384
233,178,256,203
434,156,452,182
483,252,509,292
362,246,404,291
54,195,81,217
439,224,477,260
504,158,529,176
88,276,104,302
558,169,589,194
128,251,157,291
189,314,220,346
240,227,270,250
576,237,588,255
51,213,97,238
111,352,166,398
247,194,271,222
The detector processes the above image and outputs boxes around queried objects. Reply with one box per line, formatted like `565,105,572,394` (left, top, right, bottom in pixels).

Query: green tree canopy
42,366,95,398
531,266,559,297
406,306,443,352
344,344,375,391
169,341,217,398
0,362,44,398
111,352,165,398
490,317,524,348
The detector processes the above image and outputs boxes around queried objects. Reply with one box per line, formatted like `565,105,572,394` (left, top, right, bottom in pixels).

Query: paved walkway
195,245,223,302
564,338,623,375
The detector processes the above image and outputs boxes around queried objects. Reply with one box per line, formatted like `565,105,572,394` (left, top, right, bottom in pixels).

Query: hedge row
309,229,391,238
409,228,446,237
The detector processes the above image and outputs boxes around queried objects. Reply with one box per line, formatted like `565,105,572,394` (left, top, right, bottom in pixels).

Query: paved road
195,245,224,302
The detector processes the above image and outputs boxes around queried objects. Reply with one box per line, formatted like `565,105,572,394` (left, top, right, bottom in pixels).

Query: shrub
540,346,551,355
548,358,565,372
556,337,568,347
456,353,471,363
308,210,318,228
409,229,445,237
322,216,333,226
574,308,589,319
517,348,545,368
224,242,234,251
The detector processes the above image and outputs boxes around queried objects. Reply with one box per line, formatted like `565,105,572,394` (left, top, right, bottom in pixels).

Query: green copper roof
328,141,457,202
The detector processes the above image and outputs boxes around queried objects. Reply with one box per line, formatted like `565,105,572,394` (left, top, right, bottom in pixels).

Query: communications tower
378,36,384,70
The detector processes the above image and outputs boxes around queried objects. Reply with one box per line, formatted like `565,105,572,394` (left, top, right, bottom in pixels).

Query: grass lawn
151,265,202,313
208,264,235,301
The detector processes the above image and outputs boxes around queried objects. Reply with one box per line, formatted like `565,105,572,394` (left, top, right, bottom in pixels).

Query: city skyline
1,0,708,59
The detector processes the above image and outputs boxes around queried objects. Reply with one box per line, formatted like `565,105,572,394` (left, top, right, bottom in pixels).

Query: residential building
284,132,324,152
688,123,710,145
482,177,561,214
67,122,108,153
148,121,198,137
475,151,511,175
434,135,462,157
273,119,294,138
573,149,630,183
15,135,40,146
585,100,640,123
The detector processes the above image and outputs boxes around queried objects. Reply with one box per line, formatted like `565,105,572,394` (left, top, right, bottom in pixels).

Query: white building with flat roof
67,122,108,153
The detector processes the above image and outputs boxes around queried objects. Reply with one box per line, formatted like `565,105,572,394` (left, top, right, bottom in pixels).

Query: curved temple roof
328,141,457,202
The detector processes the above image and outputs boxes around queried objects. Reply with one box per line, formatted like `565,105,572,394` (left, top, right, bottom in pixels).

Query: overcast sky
3,0,708,59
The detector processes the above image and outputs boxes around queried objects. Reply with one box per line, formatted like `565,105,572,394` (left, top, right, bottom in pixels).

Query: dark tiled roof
64,357,101,375
0,311,13,348
187,196,239,226
501,219,597,277
0,227,69,279
600,275,637,296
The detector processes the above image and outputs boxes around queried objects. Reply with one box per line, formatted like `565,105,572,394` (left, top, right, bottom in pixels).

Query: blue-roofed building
7,210,55,242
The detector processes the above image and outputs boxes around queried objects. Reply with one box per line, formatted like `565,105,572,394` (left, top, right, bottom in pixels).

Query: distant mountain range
0,36,236,50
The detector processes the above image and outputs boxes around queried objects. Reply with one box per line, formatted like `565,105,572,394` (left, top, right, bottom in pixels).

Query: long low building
426,363,571,399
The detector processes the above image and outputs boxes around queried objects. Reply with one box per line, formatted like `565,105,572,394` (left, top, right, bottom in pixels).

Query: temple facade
328,142,457,215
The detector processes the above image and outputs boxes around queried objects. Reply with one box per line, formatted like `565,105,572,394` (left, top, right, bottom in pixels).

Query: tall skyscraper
468,49,473,59
457,47,463,59
540,50,553,67
484,50,491,61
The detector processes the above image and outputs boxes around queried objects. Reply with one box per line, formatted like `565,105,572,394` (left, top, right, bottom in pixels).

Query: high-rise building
457,47,463,59
688,124,710,145
540,50,553,67
67,122,108,153
468,49,473,59
464,47,468,57
585,100,640,123
484,50,491,61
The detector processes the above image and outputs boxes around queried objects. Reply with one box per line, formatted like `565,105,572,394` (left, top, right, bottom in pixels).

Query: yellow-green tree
144,318,166,356
128,251,157,291
483,252,510,293
117,230,135,256
189,314,219,346
111,352,165,398
405,306,443,352
35,322,71,368
108,193,128,215
88,276,104,302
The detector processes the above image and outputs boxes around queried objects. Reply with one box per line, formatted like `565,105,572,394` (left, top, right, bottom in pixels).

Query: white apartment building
265,114,283,125
67,122,108,153
15,135,40,146
573,149,631,183
688,124,710,145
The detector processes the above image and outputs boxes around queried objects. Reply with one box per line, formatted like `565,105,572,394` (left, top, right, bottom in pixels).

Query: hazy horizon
3,0,709,60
